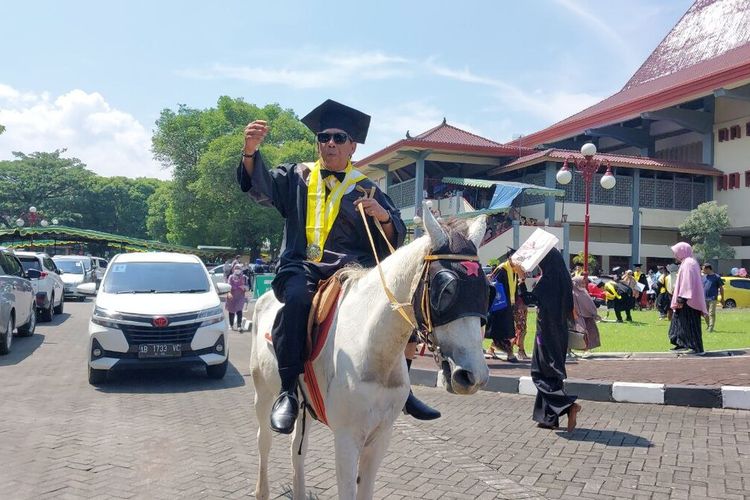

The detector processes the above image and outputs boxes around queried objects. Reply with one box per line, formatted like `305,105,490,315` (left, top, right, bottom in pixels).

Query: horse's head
412,206,491,395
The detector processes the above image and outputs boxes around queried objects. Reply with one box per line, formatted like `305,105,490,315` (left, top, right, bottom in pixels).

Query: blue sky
0,0,692,179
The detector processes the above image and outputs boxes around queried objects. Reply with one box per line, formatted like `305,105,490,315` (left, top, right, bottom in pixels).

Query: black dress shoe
403,391,441,420
270,391,299,434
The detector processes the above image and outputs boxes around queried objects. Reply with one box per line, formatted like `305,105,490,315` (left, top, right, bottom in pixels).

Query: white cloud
178,50,411,89
424,60,602,124
0,85,167,179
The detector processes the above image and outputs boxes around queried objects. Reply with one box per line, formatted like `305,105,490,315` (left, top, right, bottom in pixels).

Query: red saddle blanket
264,275,343,426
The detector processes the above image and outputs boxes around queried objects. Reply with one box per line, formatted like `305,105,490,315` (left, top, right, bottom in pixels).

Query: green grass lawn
484,307,750,353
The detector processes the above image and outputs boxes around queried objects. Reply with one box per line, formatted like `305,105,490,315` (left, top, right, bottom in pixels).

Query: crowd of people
217,255,276,333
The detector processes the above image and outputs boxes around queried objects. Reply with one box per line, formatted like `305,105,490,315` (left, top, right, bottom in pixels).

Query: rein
355,189,480,355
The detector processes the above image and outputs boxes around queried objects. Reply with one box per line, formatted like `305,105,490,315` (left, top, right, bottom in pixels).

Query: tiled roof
412,121,505,147
625,0,750,89
355,121,534,167
492,149,724,177
513,0,750,148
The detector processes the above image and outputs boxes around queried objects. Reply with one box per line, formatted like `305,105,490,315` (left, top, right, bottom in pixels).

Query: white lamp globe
52,218,59,225
580,143,597,157
425,200,433,209
16,218,24,227
413,215,423,225
600,173,616,190
29,206,37,214
556,168,572,185
41,219,49,227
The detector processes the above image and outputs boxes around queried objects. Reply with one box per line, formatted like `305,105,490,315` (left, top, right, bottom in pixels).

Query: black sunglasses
317,132,350,144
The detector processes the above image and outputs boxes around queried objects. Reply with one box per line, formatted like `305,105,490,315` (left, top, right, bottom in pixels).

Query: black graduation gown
530,248,577,427
486,267,515,345
237,153,406,290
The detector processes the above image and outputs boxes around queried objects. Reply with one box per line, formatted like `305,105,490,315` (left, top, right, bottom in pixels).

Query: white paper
511,228,560,273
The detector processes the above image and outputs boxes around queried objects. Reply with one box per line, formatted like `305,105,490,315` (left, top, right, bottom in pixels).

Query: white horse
249,207,490,500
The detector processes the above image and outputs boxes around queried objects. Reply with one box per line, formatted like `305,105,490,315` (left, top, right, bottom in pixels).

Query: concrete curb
410,368,750,410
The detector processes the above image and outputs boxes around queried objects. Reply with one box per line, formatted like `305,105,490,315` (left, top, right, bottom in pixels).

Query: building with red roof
357,0,750,274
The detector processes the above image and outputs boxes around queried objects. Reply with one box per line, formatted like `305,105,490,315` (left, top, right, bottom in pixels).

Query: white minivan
79,252,231,385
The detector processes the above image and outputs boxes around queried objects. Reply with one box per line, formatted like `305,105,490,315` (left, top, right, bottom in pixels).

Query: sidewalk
410,350,750,410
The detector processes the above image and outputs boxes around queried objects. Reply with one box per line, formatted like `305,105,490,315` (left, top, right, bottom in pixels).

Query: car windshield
102,262,210,294
55,260,85,274
19,257,42,272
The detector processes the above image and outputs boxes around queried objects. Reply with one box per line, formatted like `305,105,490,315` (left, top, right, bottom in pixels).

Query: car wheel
206,359,228,379
0,317,13,355
41,295,55,322
724,299,736,308
88,365,108,385
17,305,36,337
54,295,64,315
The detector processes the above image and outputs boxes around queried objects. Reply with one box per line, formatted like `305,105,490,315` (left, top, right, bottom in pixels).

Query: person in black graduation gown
238,99,439,434
529,248,582,431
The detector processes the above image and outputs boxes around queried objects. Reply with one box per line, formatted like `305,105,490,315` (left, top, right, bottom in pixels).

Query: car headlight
197,306,224,327
91,306,122,329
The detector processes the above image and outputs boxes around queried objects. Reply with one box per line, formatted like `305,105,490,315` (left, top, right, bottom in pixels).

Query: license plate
138,343,182,358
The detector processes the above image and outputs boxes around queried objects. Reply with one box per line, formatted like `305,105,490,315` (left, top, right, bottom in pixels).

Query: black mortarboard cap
301,99,371,144
634,263,642,268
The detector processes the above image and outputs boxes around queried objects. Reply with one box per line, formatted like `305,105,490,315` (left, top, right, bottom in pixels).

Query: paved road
1,301,749,499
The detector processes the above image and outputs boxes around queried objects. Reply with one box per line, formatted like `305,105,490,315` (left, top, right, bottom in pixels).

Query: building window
731,125,742,140
731,172,741,189
746,122,750,137
745,170,750,188
728,173,736,189
718,128,729,142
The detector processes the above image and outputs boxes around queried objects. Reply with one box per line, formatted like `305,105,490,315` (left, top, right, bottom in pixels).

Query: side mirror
216,282,231,296
57,270,64,275
26,269,42,279
77,282,98,296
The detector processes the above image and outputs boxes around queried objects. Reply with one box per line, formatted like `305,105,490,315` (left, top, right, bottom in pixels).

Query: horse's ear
466,215,487,249
422,202,447,249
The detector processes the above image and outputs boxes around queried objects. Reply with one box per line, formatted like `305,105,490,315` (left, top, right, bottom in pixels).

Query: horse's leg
254,388,273,500
356,428,392,500
290,408,309,500
334,430,362,500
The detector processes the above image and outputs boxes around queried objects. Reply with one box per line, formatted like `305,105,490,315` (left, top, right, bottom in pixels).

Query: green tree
146,182,174,242
572,251,597,270
151,97,316,251
679,201,735,262
0,150,95,227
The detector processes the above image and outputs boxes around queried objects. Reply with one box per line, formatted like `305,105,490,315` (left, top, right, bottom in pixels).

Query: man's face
317,128,356,171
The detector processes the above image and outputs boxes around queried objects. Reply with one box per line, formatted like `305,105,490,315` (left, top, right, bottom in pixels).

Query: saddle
305,272,344,360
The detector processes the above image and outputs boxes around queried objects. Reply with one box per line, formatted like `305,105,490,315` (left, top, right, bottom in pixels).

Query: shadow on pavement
0,333,45,366
278,484,321,499
39,312,72,327
557,428,653,447
94,359,246,394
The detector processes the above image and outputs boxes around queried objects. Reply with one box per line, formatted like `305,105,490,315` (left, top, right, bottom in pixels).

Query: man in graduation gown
633,264,649,309
237,99,440,434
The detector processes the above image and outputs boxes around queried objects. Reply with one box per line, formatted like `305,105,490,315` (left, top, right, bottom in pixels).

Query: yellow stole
305,159,367,262
500,260,517,305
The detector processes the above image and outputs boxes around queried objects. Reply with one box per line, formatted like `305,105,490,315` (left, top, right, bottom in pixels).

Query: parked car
15,251,65,321
78,252,231,384
53,256,96,301
719,276,750,308
208,264,227,288
91,257,108,282
0,247,38,355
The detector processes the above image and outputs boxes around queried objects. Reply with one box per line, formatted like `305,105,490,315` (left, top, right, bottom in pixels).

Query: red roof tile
492,149,723,177
625,0,750,89
513,0,750,148
412,121,504,147
356,121,535,167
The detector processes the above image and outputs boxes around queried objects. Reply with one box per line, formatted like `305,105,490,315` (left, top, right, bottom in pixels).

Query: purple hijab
670,242,707,314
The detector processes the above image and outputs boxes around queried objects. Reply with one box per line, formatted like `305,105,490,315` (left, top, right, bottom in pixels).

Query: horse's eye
430,270,459,312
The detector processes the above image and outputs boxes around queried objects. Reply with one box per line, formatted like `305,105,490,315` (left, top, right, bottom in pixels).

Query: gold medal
306,243,322,261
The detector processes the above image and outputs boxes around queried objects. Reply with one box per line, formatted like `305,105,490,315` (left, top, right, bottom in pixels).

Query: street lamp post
556,143,616,278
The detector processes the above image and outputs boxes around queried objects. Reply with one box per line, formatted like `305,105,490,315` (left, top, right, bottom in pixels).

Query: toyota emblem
152,316,169,328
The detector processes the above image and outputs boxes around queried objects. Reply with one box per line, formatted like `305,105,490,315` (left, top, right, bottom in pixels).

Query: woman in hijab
571,276,601,357
529,248,581,431
668,243,708,354
226,263,248,332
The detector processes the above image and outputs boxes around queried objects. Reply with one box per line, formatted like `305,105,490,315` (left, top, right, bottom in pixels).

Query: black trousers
228,311,243,327
271,267,323,391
